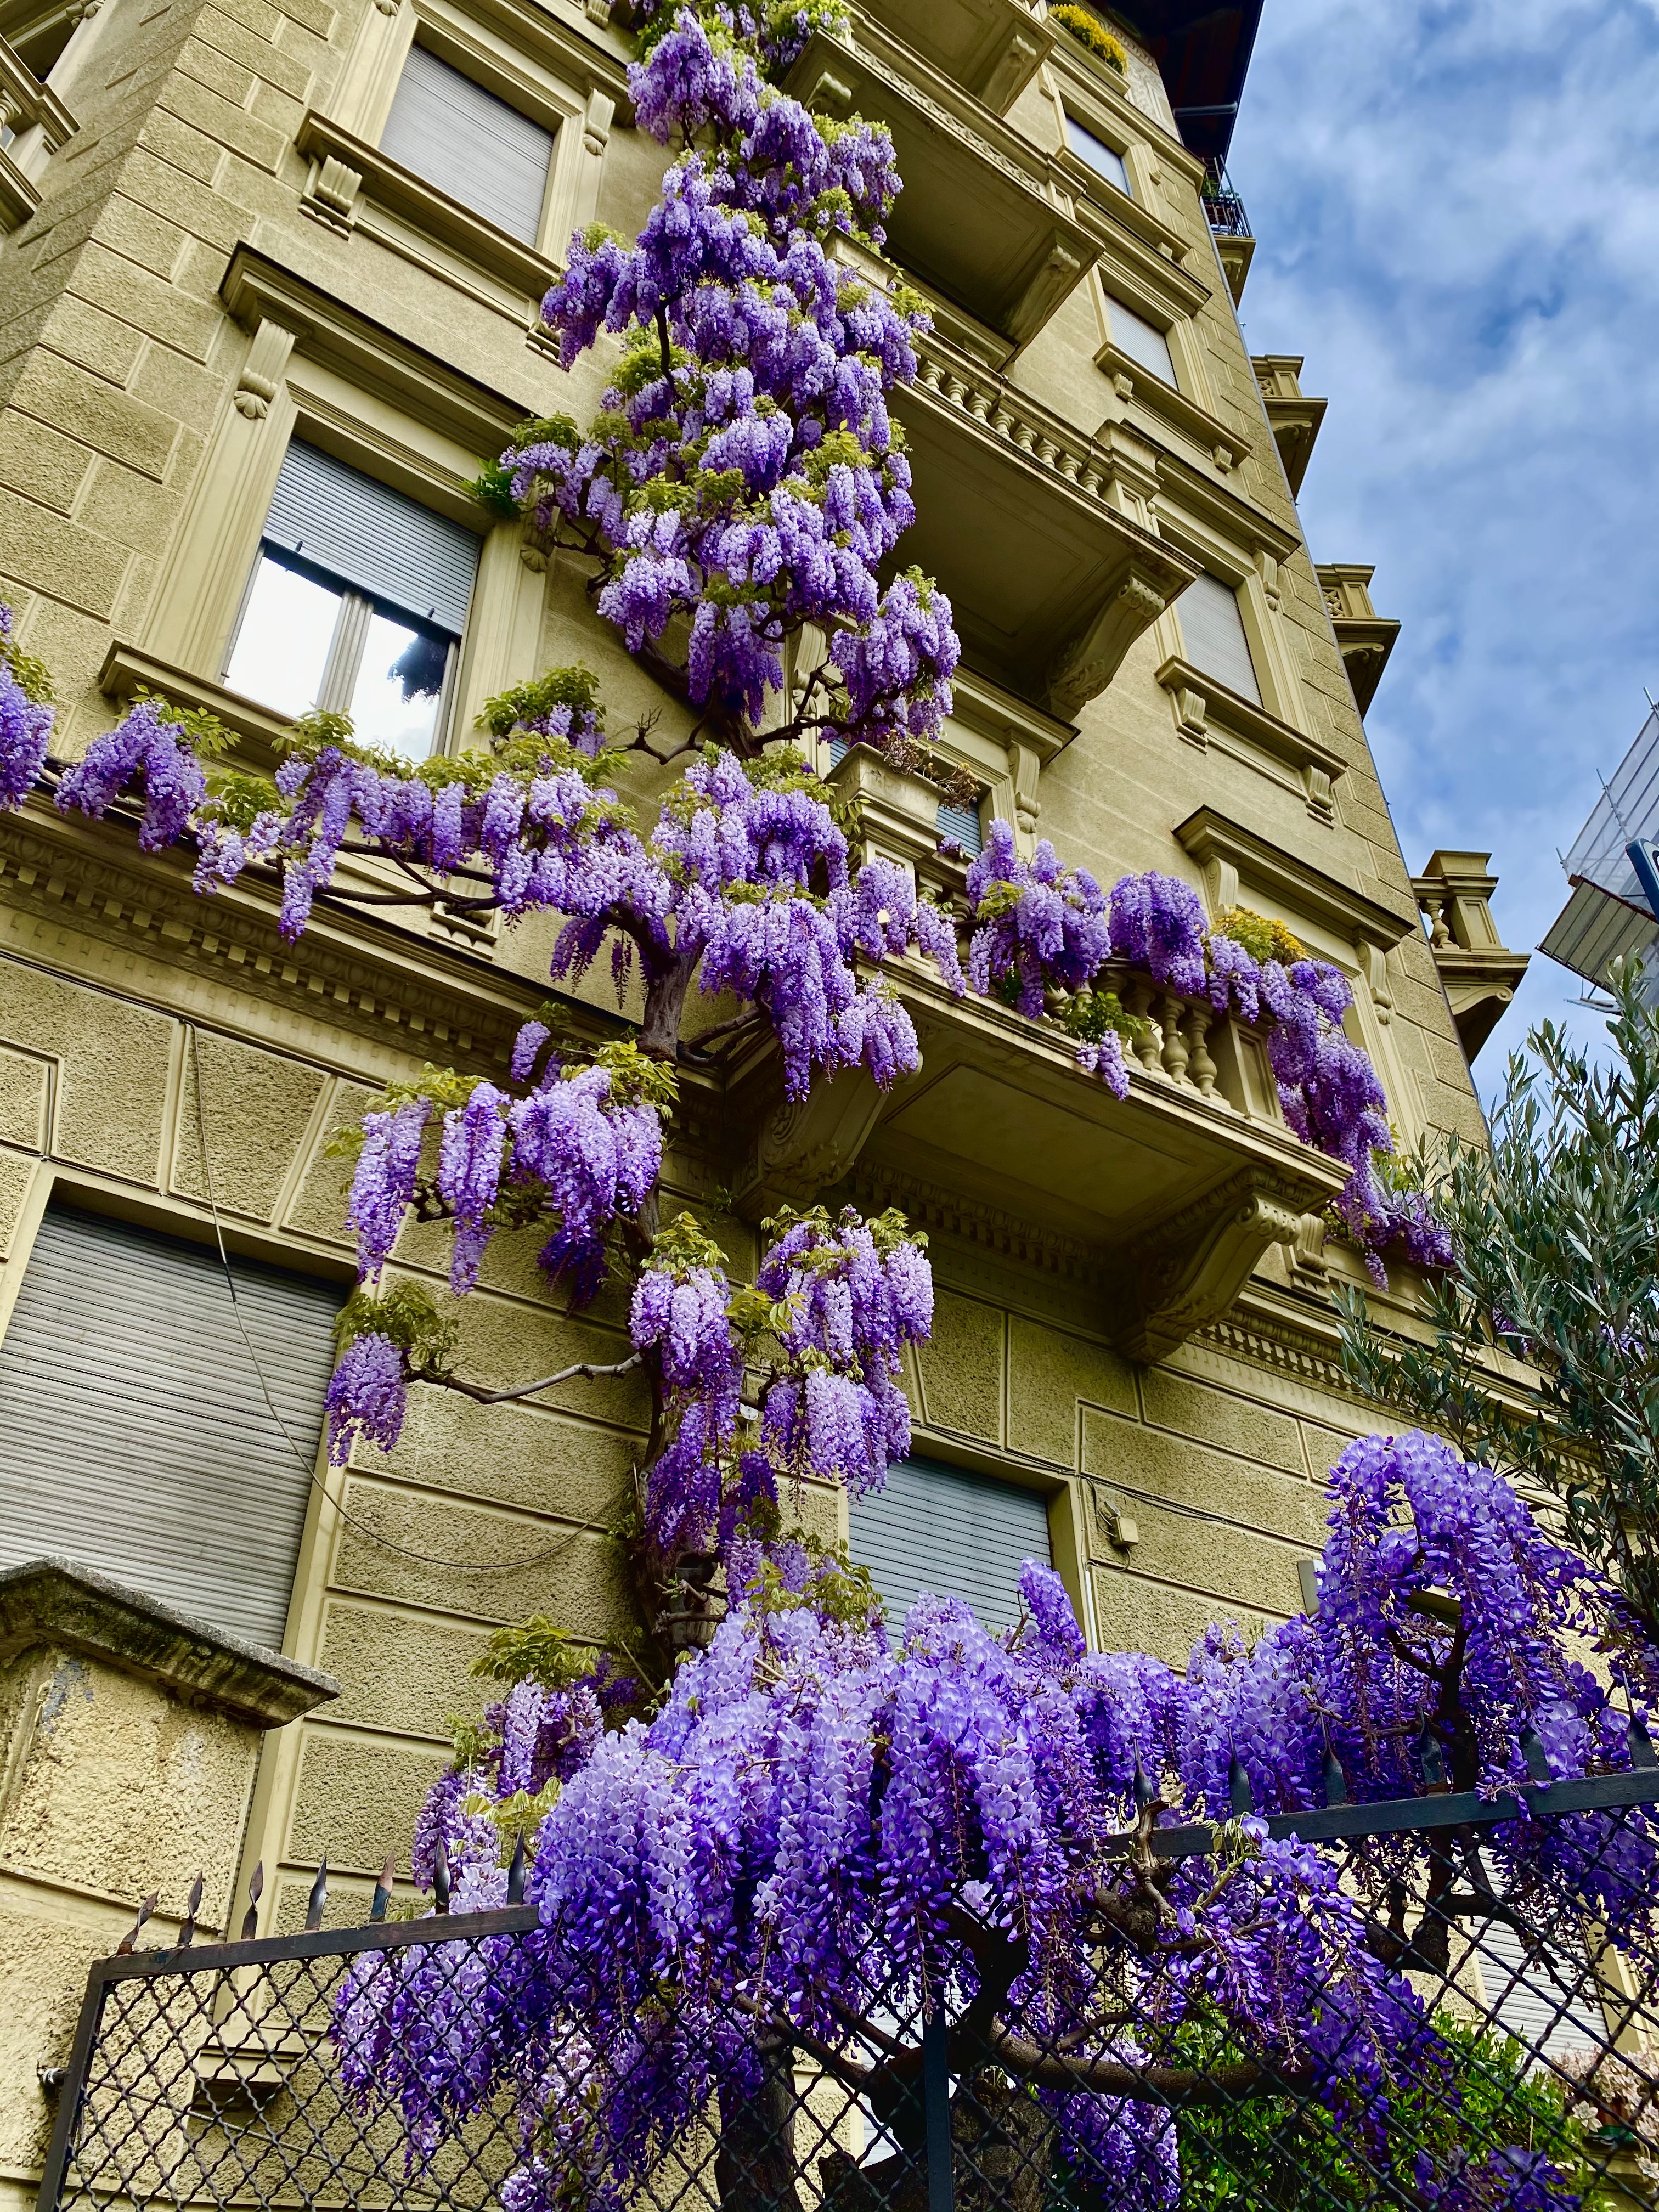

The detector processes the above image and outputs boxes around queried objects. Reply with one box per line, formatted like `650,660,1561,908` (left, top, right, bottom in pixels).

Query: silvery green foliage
1338,958,1659,1632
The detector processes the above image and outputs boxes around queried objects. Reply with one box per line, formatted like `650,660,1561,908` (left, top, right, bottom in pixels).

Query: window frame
222,546,466,760
378,33,560,252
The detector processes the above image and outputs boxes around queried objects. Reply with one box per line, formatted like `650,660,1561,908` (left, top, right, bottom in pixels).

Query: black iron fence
36,1768,1659,2212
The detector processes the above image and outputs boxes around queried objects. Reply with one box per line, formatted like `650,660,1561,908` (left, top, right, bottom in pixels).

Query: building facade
0,0,1530,2157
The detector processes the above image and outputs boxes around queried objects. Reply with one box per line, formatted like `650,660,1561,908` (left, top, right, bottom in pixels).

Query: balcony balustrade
1200,159,1254,302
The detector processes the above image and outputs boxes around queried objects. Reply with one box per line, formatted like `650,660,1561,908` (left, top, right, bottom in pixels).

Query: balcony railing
1201,159,1251,238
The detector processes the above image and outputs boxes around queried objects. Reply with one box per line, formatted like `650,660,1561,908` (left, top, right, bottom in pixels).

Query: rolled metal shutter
849,1454,1052,1635
0,1206,342,1650
1177,572,1262,704
381,42,555,246
262,441,482,634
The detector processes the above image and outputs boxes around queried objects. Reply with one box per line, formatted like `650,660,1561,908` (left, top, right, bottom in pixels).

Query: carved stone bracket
300,151,362,236
1047,567,1173,721
232,315,297,421
1105,1167,1309,1363
732,1068,885,1222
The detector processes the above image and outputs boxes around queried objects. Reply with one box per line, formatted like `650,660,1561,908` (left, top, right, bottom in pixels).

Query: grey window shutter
1065,116,1129,195
849,1454,1053,1635
937,798,983,856
1178,571,1262,703
1104,293,1175,386
0,1206,342,1650
263,441,482,635
381,42,555,246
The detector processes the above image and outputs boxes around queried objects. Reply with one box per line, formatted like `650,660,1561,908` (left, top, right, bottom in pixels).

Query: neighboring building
1541,704,1659,996
0,0,1516,2109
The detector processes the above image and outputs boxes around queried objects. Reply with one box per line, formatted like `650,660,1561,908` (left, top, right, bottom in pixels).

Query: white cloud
1231,0,1659,1076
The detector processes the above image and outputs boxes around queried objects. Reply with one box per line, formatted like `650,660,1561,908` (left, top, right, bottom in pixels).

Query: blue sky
1228,0,1659,1082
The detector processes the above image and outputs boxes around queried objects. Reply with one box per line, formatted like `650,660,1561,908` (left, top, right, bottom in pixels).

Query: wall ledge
0,1559,337,1730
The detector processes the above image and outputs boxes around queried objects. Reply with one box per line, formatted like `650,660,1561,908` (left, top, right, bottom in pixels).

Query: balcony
853,0,1053,115
1316,565,1401,717
723,944,1346,1361
1201,159,1254,303
890,325,1201,716
785,22,1105,351
1251,356,1327,497
1412,851,1531,1063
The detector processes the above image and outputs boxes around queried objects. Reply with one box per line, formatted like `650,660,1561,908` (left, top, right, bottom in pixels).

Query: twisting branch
420,1352,645,1406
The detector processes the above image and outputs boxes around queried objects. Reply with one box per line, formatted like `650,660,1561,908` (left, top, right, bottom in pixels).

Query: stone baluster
1420,894,1451,949
1160,994,1190,1084
1184,1002,1219,1099
1124,979,1163,1074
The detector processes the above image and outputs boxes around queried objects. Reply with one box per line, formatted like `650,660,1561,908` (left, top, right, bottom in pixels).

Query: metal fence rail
36,1767,1659,2212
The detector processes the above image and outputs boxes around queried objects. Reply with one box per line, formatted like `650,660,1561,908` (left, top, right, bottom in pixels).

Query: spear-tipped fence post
435,1838,451,1915
507,1831,527,1905
370,1853,396,1923
1632,1718,1658,1769
1520,1727,1553,1786
1228,1756,1254,1817
1322,1746,1348,1807
922,2002,952,2212
240,1861,264,1942
115,1892,157,1956
177,1871,204,1948
1419,1729,1446,1790
305,1859,328,1932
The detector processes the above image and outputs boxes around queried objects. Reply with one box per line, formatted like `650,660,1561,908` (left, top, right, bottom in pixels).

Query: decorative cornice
0,801,551,1067
850,1159,1111,1288
219,245,538,454
1175,804,1418,948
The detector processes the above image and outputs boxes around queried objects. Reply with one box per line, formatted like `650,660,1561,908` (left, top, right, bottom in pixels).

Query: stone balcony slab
725,963,1346,1361
891,330,1201,716
785,22,1105,349
854,0,1053,114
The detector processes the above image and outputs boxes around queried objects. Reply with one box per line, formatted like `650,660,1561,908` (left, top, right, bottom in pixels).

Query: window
1064,115,1130,196
1177,572,1261,704
849,1455,1053,1635
0,1205,341,1649
381,43,555,246
826,738,983,857
1104,292,1175,385
225,440,483,758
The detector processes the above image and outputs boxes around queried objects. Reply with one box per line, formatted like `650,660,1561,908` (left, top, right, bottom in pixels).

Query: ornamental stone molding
853,0,1053,116
0,803,550,1070
1104,1165,1310,1363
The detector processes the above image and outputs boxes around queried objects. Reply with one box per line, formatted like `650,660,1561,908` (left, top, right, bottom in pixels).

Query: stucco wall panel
329,1480,631,1636
315,1600,489,1737
1137,1367,1307,1475
915,1287,1005,1441
284,1726,444,1872
382,1389,638,1528
0,962,171,1183
1092,1564,1246,1670
172,1030,329,1218
1082,1407,1328,1551
1008,1313,1136,1463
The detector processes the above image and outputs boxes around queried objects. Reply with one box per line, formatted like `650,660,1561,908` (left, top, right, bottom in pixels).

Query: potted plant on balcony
1050,4,1128,78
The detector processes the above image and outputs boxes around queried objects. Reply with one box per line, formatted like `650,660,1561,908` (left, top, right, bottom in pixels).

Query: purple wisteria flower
0,604,54,806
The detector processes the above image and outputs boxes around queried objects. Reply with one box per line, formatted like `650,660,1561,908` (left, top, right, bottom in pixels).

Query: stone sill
100,642,292,774
1096,340,1249,473
1156,655,1348,824
1051,147,1197,277
294,111,560,313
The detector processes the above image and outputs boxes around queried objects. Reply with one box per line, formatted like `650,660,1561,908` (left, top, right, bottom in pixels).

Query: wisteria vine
337,1432,1659,2212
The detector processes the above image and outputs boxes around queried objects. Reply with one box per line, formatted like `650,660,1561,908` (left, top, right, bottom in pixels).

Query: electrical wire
182,1019,611,1577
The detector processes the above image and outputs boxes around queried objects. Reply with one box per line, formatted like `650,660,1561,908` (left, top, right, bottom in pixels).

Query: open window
223,439,483,759
1175,571,1261,705
379,41,555,246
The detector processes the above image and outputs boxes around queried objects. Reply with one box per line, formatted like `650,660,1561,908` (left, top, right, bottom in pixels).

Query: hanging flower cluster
0,605,55,809
502,3,958,744
630,1201,932,1564
338,1434,1657,2212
